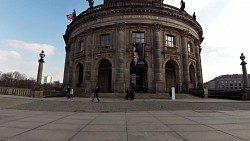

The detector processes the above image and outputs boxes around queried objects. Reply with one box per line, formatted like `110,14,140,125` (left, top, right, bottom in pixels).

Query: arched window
79,40,85,51
187,42,193,53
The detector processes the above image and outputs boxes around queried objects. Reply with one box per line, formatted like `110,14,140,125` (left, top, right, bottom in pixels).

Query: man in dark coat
168,89,172,100
66,86,71,100
92,84,100,102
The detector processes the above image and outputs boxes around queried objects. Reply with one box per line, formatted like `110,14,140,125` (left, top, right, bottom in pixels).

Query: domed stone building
63,0,204,94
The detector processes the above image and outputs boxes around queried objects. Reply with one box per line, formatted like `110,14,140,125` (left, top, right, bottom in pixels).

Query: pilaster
181,30,189,92
152,23,165,92
114,23,126,92
84,29,93,91
194,39,203,87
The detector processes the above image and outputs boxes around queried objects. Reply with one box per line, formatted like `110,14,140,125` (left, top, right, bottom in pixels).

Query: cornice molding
65,3,203,40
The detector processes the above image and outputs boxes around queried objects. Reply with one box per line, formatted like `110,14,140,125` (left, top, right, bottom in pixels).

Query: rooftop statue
180,0,185,11
87,0,94,9
193,12,196,20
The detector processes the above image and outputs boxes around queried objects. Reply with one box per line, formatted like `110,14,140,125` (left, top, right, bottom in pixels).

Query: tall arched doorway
75,63,84,87
98,59,112,92
189,64,196,88
165,60,178,92
130,61,148,92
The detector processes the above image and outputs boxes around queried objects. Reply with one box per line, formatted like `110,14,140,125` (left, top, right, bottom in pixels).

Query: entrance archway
75,63,84,87
98,59,112,92
130,61,148,92
165,60,178,92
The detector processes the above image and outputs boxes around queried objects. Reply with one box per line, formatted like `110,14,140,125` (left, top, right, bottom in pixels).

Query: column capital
116,22,125,31
84,28,93,35
152,23,162,32
194,38,200,46
181,30,189,36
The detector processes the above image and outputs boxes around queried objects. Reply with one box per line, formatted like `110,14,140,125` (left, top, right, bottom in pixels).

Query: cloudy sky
0,0,249,83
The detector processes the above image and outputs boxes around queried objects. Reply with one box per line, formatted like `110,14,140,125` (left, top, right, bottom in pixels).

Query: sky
0,0,249,83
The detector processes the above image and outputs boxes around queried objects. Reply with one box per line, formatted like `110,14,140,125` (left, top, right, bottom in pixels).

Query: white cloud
6,40,55,55
0,40,63,82
1,1,250,84
0,50,21,61
164,0,216,13
162,0,250,83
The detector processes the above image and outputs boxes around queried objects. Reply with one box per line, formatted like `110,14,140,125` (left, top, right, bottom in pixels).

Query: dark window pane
100,34,111,47
132,32,145,43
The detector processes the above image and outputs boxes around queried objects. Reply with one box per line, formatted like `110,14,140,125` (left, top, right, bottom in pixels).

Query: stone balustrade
0,87,32,97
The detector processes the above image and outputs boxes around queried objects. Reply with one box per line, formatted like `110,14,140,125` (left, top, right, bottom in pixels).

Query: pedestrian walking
168,89,172,100
92,84,100,102
66,86,71,100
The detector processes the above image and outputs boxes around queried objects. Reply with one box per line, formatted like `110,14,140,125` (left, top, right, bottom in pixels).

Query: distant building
42,76,54,84
204,74,250,90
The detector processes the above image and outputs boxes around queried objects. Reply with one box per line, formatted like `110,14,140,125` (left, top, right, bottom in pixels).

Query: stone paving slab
0,109,249,141
128,131,186,141
1,95,250,140
177,130,243,141
223,130,250,140
71,132,127,141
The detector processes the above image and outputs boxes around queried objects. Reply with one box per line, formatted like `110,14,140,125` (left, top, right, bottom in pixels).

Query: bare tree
13,71,27,80
0,71,61,90
0,71,33,88
0,72,13,87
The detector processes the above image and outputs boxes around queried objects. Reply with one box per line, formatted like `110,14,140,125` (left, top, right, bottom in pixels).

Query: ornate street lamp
37,50,45,85
39,50,45,62
240,53,249,89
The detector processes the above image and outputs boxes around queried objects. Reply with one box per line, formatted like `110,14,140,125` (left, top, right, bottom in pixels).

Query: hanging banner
133,43,145,66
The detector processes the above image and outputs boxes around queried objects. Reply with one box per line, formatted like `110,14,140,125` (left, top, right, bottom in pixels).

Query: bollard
171,87,175,100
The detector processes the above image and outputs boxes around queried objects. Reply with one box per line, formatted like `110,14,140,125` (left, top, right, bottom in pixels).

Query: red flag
66,14,74,21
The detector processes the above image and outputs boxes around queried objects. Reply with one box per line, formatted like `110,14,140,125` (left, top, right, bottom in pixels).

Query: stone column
114,23,126,92
63,46,70,85
69,41,75,86
240,53,249,88
37,51,45,85
37,61,44,85
195,39,203,87
84,29,93,91
240,53,250,100
152,23,165,92
181,30,189,92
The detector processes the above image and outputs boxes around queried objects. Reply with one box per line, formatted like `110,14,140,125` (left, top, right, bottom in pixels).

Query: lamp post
37,50,45,85
240,53,249,89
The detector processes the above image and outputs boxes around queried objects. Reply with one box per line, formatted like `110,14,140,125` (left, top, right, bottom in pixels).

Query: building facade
63,0,204,93
205,74,250,90
41,76,54,84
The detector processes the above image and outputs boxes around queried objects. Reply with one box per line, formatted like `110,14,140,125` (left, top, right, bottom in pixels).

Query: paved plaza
1,95,250,141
